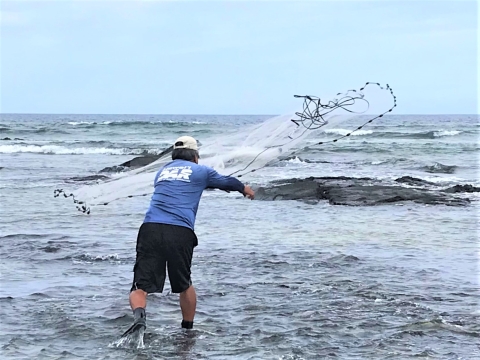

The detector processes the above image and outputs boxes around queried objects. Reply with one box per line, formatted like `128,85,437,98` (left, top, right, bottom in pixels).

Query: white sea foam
324,128,374,136
0,144,160,155
67,121,95,126
433,130,462,137
285,156,306,164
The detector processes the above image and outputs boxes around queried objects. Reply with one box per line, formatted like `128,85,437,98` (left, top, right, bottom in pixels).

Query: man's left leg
123,223,167,335
129,288,147,328
130,289,147,310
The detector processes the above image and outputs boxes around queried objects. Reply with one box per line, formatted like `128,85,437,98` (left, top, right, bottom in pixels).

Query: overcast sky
0,1,477,115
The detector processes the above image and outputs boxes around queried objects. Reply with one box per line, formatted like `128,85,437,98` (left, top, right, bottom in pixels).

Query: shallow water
1,114,479,359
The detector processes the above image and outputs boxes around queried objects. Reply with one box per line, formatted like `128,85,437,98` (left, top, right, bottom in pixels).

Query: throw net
54,82,396,213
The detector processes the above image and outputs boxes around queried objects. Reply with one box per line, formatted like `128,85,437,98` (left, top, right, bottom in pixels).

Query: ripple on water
1,205,478,359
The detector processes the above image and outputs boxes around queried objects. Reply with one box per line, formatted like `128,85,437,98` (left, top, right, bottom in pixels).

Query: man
122,135,255,336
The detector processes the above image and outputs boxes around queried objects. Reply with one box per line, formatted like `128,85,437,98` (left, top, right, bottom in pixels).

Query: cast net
54,82,396,213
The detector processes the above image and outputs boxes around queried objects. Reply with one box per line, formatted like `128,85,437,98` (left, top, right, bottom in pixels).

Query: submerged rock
1,137,24,141
98,165,128,173
394,176,436,187
255,176,474,206
69,175,110,182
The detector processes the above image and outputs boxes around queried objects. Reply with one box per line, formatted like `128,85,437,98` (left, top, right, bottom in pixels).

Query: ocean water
0,114,479,359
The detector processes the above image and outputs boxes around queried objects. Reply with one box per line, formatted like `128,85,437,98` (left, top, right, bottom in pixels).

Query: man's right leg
165,224,197,329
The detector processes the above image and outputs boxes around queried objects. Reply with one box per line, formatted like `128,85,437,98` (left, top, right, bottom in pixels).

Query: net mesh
54,82,397,213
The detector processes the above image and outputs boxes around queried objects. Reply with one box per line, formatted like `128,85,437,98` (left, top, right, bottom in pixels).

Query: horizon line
1,112,478,116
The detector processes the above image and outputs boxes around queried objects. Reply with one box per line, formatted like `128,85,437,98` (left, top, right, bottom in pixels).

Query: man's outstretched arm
206,168,255,199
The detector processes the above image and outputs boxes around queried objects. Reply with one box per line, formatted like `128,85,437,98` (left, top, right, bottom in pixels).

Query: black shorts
130,222,198,294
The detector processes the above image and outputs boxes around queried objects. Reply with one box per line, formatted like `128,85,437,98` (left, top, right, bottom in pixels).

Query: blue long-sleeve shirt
143,159,245,230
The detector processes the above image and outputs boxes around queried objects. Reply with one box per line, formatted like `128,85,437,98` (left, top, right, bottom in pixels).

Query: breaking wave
422,162,458,174
324,129,373,136
1,128,71,135
376,130,464,139
0,144,164,155
66,120,209,127
1,120,215,136
321,129,466,139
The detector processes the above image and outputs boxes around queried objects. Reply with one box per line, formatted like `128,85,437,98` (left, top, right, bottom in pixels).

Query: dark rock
277,156,331,164
256,179,319,202
69,175,110,182
99,145,173,173
119,155,163,168
65,145,174,182
394,176,436,186
443,184,480,193
41,245,61,253
269,176,373,186
255,176,473,206
98,165,128,173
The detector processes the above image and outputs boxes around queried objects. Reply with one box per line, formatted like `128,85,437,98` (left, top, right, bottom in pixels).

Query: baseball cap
173,136,198,151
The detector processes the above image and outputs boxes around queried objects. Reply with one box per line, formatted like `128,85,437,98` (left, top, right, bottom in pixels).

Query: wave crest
0,144,163,155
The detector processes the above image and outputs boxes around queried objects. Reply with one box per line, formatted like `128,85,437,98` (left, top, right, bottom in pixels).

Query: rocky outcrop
68,175,110,182
99,146,173,173
254,176,478,206
67,146,174,182
442,184,480,193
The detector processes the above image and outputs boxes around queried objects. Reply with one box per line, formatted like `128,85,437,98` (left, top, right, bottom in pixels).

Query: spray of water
108,328,145,349
55,82,396,213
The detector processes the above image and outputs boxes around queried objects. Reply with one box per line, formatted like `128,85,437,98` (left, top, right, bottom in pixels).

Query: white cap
173,136,198,150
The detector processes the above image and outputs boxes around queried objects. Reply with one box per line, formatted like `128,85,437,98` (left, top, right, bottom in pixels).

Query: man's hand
243,185,255,200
